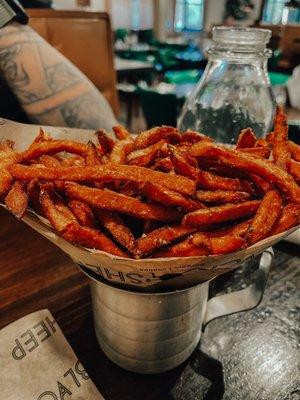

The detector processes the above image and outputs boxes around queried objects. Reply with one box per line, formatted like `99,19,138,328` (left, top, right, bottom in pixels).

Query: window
262,0,287,24
131,0,141,30
175,0,205,31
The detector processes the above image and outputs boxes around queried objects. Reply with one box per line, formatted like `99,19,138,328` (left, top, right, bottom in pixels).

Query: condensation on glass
178,27,276,143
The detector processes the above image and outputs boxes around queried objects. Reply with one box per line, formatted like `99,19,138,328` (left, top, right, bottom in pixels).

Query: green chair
115,28,129,42
137,86,178,128
268,71,291,86
165,69,203,84
156,49,180,72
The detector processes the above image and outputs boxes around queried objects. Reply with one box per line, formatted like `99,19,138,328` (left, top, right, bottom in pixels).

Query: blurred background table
0,207,299,400
115,57,154,79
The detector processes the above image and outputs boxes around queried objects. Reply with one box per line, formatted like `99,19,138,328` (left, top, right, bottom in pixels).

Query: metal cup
78,248,273,374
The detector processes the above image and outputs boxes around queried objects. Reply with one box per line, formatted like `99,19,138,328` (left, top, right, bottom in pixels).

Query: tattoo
61,92,112,129
0,25,117,130
0,44,38,104
34,91,114,130
45,63,81,93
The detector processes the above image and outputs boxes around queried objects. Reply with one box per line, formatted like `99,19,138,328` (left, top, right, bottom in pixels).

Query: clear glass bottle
178,27,276,143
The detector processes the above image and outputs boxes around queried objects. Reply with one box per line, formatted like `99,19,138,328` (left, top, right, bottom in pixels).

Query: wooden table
0,207,299,400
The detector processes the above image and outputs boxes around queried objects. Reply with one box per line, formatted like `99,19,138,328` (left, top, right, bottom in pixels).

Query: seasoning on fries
1,107,300,258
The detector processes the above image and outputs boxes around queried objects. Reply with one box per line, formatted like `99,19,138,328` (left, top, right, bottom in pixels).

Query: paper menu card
0,309,104,400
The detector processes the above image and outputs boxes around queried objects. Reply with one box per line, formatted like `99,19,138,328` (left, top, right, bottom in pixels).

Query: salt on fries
1,107,300,258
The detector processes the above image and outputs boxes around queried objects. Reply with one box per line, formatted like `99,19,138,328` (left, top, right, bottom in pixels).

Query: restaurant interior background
0,2,300,399
1,0,300,133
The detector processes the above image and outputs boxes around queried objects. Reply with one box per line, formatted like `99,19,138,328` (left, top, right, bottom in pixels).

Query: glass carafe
178,27,276,143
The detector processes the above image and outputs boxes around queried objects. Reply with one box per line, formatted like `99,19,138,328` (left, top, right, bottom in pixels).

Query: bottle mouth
212,26,271,52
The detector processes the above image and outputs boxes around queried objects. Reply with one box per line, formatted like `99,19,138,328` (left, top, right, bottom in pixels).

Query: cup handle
203,247,274,328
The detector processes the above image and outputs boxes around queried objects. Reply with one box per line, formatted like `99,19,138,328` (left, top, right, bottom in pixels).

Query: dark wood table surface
0,207,299,400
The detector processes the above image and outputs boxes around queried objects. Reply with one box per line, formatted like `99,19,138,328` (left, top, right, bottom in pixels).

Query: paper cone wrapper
1,118,299,291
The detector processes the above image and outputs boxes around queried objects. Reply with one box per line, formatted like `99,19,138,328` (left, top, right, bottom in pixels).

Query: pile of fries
1,108,300,259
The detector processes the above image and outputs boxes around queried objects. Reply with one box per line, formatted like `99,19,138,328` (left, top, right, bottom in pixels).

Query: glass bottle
178,27,276,144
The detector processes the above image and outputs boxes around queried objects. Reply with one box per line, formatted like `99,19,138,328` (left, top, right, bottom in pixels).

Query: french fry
183,200,261,227
288,159,300,182
273,139,291,170
192,233,246,254
189,141,300,203
183,153,199,168
85,141,102,166
118,181,140,197
65,182,181,221
31,128,51,144
269,203,300,236
153,157,173,172
255,138,269,148
155,233,245,257
68,199,96,228
112,125,131,140
127,140,166,167
60,155,86,167
39,189,75,231
62,222,128,257
157,142,170,158
205,219,252,238
289,141,300,162
272,107,291,170
169,145,248,191
180,130,213,144
41,183,77,222
135,224,196,257
266,132,275,144
274,106,288,141
238,147,271,159
40,155,62,168
154,236,208,257
236,128,257,149
5,181,28,219
168,144,198,179
245,190,282,245
27,178,43,215
94,209,135,252
196,190,250,204
9,164,196,196
39,189,127,257
0,143,18,196
248,174,272,197
142,182,204,211
109,139,133,164
133,126,180,149
20,140,88,162
197,159,248,179
96,129,115,154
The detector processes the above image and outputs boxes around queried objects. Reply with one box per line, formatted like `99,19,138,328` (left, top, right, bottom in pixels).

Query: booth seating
28,9,119,116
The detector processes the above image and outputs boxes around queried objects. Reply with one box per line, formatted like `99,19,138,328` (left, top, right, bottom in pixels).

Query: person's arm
0,23,118,130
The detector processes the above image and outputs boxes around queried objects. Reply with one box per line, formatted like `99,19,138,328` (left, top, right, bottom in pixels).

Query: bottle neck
207,47,272,62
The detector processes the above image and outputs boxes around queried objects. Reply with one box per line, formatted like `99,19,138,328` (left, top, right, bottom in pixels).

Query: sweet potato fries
1,107,300,258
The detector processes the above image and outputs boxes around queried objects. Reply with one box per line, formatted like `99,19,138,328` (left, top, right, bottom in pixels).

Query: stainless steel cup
78,248,273,374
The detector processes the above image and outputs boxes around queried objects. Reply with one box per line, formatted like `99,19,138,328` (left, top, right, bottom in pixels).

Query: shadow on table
85,343,224,400
189,348,224,400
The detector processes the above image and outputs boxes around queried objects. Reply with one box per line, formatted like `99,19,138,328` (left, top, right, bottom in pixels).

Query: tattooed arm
0,23,118,130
